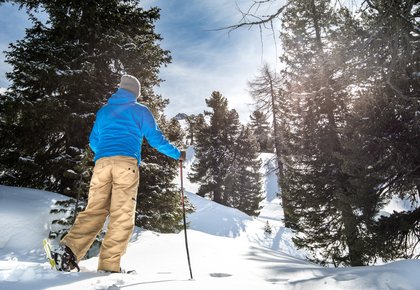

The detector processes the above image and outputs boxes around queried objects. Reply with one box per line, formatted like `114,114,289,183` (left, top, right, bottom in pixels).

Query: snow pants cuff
98,260,121,273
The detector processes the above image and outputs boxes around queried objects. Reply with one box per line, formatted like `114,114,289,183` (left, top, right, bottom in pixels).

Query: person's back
90,78,180,163
90,88,142,161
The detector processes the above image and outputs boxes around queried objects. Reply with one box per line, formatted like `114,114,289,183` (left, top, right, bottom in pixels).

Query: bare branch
216,1,290,33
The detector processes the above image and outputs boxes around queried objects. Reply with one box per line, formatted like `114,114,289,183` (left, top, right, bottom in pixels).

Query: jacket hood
108,88,137,105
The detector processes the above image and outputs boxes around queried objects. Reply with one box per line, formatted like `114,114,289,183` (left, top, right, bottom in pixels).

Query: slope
0,149,420,289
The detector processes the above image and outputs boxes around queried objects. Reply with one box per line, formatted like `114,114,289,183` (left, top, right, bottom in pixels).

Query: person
57,75,186,273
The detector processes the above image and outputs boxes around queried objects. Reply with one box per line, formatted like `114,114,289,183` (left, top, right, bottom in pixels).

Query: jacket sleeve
141,107,181,160
89,117,100,154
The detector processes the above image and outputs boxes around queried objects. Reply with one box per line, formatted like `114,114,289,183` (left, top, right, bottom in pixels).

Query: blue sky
0,0,281,122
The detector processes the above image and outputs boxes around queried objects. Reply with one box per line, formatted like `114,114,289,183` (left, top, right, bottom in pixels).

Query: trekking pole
180,160,193,280
73,173,83,224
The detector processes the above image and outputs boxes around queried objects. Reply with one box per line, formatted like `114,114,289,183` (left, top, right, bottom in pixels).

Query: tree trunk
267,70,292,227
340,202,364,266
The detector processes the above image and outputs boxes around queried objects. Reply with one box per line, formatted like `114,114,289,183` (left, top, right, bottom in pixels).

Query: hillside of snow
1,150,420,290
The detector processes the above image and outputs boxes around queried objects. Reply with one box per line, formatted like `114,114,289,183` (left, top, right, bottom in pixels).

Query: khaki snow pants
61,155,139,272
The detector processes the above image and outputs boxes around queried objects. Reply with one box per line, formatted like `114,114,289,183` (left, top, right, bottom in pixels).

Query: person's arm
142,107,181,160
89,118,100,154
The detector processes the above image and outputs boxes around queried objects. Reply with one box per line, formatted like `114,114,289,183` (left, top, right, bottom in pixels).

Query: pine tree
248,64,293,227
226,125,263,216
249,110,273,153
189,91,241,205
185,114,198,145
0,0,170,198
264,220,272,235
190,93,262,214
346,0,420,260
278,0,373,266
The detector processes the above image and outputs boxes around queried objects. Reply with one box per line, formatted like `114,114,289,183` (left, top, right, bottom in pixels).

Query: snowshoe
98,268,136,274
43,239,80,272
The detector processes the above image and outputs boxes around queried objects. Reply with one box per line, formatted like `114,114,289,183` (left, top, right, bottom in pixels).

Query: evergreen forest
0,0,418,267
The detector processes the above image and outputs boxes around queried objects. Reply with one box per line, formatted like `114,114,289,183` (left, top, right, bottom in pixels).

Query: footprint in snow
209,273,232,278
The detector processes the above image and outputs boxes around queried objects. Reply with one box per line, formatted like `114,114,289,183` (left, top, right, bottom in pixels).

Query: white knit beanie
120,75,141,98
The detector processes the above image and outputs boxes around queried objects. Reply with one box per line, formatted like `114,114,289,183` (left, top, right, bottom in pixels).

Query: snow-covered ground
0,151,419,290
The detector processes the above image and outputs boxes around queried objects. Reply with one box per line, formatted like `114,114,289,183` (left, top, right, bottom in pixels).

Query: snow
0,186,70,262
379,196,419,218
1,151,420,290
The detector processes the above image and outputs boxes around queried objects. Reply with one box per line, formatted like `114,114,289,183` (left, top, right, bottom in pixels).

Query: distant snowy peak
174,113,188,120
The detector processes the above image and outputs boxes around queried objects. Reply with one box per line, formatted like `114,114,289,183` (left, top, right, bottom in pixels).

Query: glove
179,150,187,161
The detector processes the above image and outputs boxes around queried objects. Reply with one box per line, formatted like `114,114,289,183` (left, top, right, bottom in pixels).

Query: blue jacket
89,88,181,163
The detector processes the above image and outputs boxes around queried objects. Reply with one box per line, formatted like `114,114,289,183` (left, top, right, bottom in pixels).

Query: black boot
54,245,80,272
